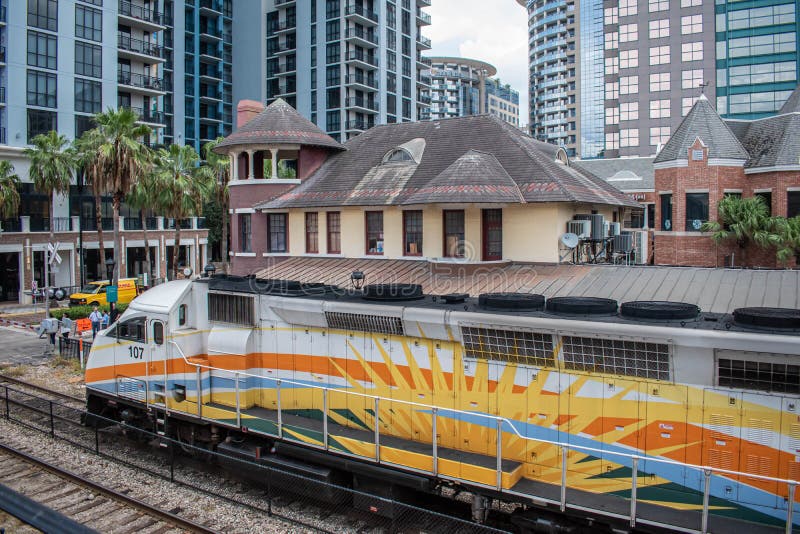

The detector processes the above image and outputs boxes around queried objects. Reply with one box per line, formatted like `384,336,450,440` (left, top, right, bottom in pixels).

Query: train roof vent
733,307,800,329
441,293,468,304
362,283,424,301
546,296,618,315
478,293,545,311
620,301,700,321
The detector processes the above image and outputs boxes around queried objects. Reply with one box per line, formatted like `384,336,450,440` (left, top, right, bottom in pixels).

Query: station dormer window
384,148,414,163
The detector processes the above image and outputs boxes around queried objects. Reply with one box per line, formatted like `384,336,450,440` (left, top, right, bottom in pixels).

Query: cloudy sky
427,0,529,126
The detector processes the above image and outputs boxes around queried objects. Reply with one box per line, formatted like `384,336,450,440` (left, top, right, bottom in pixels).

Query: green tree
701,195,781,265
154,144,215,280
23,131,76,242
0,160,21,224
126,150,156,283
74,130,107,268
776,216,800,265
87,108,151,283
202,137,230,265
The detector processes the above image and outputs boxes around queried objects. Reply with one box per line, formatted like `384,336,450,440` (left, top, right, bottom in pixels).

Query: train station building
216,98,638,276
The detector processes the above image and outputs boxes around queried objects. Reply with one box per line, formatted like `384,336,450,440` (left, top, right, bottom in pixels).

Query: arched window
383,149,413,163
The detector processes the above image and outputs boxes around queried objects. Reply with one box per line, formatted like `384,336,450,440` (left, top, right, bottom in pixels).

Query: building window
605,132,620,150
75,42,102,78
619,23,638,43
75,79,101,113
605,106,619,125
75,5,103,42
604,7,618,25
649,0,668,12
620,49,638,69
27,31,57,70
605,56,618,76
649,72,670,92
443,210,465,258
267,213,287,253
681,0,701,6
605,82,619,100
403,210,423,256
650,126,671,146
648,19,669,39
682,42,703,62
239,213,252,252
649,46,670,66
682,97,698,116
660,193,672,230
27,70,57,108
28,0,58,31
619,0,637,17
756,191,772,214
305,212,319,253
327,212,341,253
620,76,638,95
27,109,56,143
681,14,702,34
365,211,384,255
685,193,709,231
621,101,638,121
682,69,704,90
787,191,800,218
75,115,95,137
620,129,639,147
605,32,618,50
649,99,670,119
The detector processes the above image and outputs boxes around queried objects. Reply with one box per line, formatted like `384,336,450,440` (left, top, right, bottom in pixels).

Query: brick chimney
237,100,265,128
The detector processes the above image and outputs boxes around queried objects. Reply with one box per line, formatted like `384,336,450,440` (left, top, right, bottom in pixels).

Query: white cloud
426,0,529,127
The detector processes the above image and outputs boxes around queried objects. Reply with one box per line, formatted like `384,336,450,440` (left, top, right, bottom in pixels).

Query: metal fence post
701,469,711,533
374,397,380,462
560,446,568,512
496,418,503,491
787,481,796,534
276,379,283,439
630,457,638,527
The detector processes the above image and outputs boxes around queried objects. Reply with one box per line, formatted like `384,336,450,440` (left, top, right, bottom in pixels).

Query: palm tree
74,130,107,268
154,144,216,280
202,137,230,269
776,216,800,265
23,131,75,242
702,195,781,265
0,160,21,227
88,108,151,283
126,155,156,284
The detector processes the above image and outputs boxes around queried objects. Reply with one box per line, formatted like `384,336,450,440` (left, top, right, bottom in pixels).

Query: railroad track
0,441,218,534
0,373,85,405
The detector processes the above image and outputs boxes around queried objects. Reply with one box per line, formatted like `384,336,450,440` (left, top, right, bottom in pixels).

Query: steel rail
0,373,84,403
0,441,218,534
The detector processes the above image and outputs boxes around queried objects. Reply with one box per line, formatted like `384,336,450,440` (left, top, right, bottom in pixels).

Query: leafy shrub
50,303,128,320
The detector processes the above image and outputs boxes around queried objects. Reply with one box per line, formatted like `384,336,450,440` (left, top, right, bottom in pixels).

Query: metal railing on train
167,340,800,534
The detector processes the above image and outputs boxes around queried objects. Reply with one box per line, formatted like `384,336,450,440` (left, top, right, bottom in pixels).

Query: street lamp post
105,258,115,282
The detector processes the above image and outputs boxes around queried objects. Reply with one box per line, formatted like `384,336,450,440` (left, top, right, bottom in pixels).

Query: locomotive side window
153,322,164,345
178,304,187,326
117,317,147,343
461,326,555,367
561,336,670,380
208,293,255,326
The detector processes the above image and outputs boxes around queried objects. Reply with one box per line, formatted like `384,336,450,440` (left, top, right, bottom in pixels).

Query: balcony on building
117,33,165,63
273,39,297,57
199,43,222,63
118,70,167,96
199,63,222,81
0,5,6,25
274,17,297,35
275,0,296,8
417,35,432,50
346,50,379,70
417,0,431,7
345,27,378,48
199,85,222,102
118,0,166,31
0,45,5,65
199,21,222,42
0,87,5,106
130,106,166,126
345,119,374,133
346,96,379,114
417,74,431,87
345,72,378,91
198,0,222,16
268,61,297,78
275,81,297,97
345,4,379,26
199,104,222,123
416,8,431,25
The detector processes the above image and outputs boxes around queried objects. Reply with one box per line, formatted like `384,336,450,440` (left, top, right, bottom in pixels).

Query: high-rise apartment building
426,57,495,121
715,0,799,119
485,78,521,127
521,0,799,159
234,0,432,142
518,0,579,155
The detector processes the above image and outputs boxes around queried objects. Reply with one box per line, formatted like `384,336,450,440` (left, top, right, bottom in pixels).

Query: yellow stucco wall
274,204,620,262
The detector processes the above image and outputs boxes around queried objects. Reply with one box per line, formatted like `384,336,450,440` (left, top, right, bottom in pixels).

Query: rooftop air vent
362,283,424,301
546,296,618,315
441,293,468,304
620,301,700,321
733,307,800,329
478,293,545,311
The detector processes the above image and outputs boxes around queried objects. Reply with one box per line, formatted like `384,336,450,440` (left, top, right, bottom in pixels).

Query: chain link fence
1,385,512,533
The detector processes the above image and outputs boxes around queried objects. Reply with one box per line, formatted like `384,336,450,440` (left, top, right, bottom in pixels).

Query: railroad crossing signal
47,242,62,266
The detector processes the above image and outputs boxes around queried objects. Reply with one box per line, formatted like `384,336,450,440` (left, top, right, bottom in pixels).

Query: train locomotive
84,275,800,532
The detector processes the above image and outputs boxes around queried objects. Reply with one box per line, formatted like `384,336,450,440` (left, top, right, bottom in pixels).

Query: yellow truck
69,278,141,307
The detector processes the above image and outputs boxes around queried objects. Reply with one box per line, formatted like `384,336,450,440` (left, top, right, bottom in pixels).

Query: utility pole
44,246,50,319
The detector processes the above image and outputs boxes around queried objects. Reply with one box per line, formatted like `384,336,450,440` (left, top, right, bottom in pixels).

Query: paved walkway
0,326,53,366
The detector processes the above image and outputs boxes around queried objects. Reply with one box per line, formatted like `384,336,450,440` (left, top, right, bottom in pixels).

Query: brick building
652,88,800,267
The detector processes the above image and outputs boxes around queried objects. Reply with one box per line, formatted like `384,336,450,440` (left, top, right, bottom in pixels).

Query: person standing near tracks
60,316,73,340
89,306,102,339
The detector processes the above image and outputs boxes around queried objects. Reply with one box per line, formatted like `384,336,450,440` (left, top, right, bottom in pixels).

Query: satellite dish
560,233,579,249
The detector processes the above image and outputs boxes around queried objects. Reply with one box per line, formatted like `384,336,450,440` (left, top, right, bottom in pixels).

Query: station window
365,211,384,255
443,210,465,258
